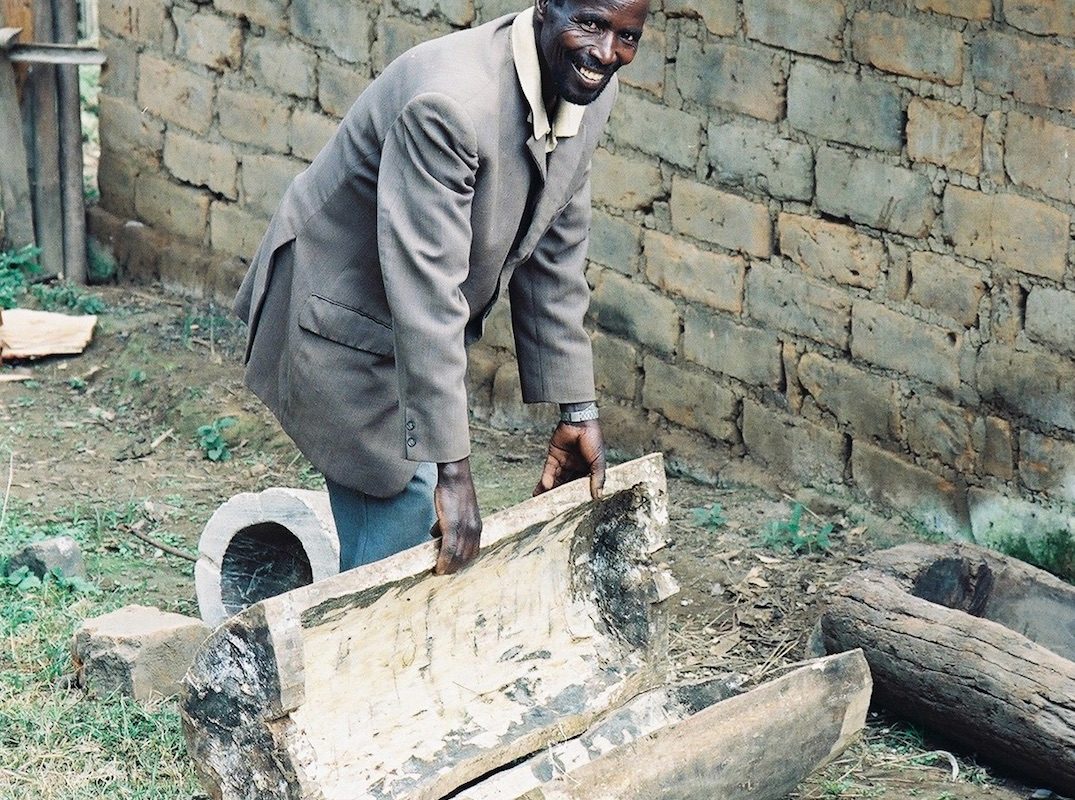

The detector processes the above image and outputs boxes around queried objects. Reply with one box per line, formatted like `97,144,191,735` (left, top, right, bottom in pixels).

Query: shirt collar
511,7,586,153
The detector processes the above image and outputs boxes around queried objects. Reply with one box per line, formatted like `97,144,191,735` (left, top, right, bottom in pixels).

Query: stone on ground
7,535,86,579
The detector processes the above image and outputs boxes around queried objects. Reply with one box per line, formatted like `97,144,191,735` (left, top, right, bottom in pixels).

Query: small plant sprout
690,502,727,530
197,417,237,462
762,502,835,555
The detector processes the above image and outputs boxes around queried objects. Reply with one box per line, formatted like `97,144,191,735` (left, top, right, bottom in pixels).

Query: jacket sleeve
377,92,479,464
508,166,597,405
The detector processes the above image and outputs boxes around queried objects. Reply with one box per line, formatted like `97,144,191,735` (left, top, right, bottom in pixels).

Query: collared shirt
512,7,586,154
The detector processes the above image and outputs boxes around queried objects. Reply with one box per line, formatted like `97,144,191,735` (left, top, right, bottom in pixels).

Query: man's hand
533,419,606,499
432,457,483,575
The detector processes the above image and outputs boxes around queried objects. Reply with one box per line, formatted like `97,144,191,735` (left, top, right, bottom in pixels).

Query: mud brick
291,0,374,64
240,154,306,217
778,213,884,289
136,55,214,135
644,230,744,313
318,60,373,118
709,122,813,202
788,62,904,152
798,352,900,440
664,0,737,35
210,201,268,259
610,94,703,169
589,268,679,355
1019,431,1075,496
592,331,639,400
744,0,845,61
852,10,963,85
589,211,640,276
905,394,977,472
816,148,935,237
134,173,210,241
173,7,242,71
247,35,317,99
907,98,983,175
620,27,665,97
1005,0,1075,36
677,37,785,122
163,131,238,199
913,0,991,20
683,308,782,387
1005,112,1075,205
98,95,164,161
218,86,291,152
592,150,664,212
290,109,339,162
743,400,847,485
1025,287,1075,357
851,300,963,392
978,343,1075,432
981,416,1014,480
396,0,475,26
643,357,738,442
375,17,451,72
98,0,166,43
908,251,986,328
746,262,852,348
99,36,137,99
972,31,1075,113
670,176,772,257
214,0,288,30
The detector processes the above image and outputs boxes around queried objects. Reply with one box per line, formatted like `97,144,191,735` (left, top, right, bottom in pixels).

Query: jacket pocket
298,293,395,356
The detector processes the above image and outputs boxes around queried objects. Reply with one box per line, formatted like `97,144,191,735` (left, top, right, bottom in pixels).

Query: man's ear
534,0,548,22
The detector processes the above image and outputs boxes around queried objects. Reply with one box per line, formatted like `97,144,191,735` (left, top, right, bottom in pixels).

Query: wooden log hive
182,466,675,800
820,542,1075,794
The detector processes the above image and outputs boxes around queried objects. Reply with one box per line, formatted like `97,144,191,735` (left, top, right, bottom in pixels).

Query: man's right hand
432,457,482,575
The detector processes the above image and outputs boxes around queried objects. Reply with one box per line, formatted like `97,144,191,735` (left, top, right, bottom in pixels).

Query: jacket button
406,420,415,431
407,437,417,448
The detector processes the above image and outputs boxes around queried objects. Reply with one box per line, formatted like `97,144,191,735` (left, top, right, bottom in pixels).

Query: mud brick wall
89,0,1075,542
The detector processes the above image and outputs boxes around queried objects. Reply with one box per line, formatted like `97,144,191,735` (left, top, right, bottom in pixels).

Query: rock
8,535,86,579
71,605,209,701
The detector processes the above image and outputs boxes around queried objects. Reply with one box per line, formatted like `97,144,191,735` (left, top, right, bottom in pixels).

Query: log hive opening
220,522,314,617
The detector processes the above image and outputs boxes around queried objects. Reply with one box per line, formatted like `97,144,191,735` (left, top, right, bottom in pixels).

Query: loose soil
1,286,1045,800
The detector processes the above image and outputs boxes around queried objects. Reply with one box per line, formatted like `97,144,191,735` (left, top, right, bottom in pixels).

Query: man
234,0,651,575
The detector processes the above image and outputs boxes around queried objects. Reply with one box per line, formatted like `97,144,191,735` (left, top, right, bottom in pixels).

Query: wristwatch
560,402,599,424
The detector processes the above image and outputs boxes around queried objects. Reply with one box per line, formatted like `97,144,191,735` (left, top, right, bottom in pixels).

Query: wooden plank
0,52,35,248
0,307,96,358
820,543,1075,796
24,0,61,275
54,0,86,283
183,478,675,800
0,1,32,91
8,43,106,64
514,651,872,800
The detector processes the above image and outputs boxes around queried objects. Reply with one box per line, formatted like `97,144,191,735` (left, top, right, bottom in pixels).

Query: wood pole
0,31,36,248
25,0,61,273
53,0,85,283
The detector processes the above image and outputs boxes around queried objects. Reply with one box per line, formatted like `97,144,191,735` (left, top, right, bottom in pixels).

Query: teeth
578,66,603,82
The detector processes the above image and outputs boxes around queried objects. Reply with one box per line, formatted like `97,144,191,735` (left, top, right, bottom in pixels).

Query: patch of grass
994,528,1075,584
30,281,107,314
196,417,236,462
762,502,834,555
690,501,727,529
0,244,42,308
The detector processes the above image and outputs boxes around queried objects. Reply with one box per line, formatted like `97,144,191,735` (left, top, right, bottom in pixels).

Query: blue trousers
326,463,438,571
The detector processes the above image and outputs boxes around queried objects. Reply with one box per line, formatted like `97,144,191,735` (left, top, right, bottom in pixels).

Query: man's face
534,0,651,106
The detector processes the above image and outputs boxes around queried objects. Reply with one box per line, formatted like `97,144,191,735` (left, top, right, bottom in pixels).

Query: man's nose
592,31,617,66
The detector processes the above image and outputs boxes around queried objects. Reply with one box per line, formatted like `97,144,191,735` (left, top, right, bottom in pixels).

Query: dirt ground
1,285,1047,799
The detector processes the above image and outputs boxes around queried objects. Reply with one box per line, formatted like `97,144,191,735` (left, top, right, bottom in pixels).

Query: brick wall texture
91,0,1075,541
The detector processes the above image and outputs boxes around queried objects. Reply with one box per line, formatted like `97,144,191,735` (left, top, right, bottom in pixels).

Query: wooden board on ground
183,478,676,800
820,542,1075,795
508,651,871,800
0,307,96,359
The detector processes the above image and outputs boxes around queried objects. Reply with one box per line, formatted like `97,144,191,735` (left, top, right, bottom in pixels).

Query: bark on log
182,480,675,800
195,453,668,627
820,542,1075,794
510,651,871,800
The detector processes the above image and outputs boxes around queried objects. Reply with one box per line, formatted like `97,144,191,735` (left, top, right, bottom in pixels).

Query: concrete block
851,10,964,85
978,343,1075,432
643,230,744,313
670,176,772,257
743,400,847,485
788,61,904,152
609,94,703,169
908,251,985,328
1005,0,1075,36
214,0,288,30
708,121,814,202
643,356,739,442
210,201,268,259
1005,111,1075,205
173,7,242,71
746,261,852,348
1026,287,1075,357
99,36,137,99
71,605,209,700
592,331,639,400
778,213,884,289
743,0,846,61
588,210,640,276
98,95,164,161
798,352,900,440
851,300,963,392
591,149,664,211
136,55,215,135
318,60,373,118
913,0,991,20
98,0,166,43
620,27,665,98
589,268,679,355
972,31,1075,113
683,308,783,387
397,0,475,25
7,536,86,579
291,0,374,64
246,35,318,98
134,173,210,241
968,488,1073,550
676,37,785,122
664,0,737,35
1020,430,1075,499
942,186,1068,280
163,131,238,199
290,109,339,162
816,148,936,237
851,441,971,538
907,98,983,175
981,416,1014,480
218,86,291,152
241,154,306,217
905,394,977,472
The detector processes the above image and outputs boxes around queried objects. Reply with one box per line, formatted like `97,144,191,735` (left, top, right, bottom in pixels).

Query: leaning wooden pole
820,543,1075,795
182,476,676,800
26,0,62,271
52,0,85,283
0,26,36,249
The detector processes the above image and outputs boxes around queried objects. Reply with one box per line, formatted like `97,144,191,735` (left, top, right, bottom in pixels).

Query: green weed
995,528,1075,584
0,244,42,308
30,281,107,314
196,417,236,462
762,503,834,554
690,502,727,529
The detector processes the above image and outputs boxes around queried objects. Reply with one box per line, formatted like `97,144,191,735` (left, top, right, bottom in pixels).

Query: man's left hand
533,419,606,499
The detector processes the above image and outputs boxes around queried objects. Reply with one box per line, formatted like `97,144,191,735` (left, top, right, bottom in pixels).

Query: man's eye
578,19,600,31
620,32,638,44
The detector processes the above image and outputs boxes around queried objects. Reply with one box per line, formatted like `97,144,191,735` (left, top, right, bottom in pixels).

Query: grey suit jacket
235,12,615,497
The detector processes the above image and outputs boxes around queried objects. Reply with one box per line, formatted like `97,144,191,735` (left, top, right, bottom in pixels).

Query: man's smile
573,63,607,86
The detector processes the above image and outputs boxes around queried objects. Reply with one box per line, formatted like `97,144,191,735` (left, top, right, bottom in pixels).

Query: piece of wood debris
0,308,96,359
